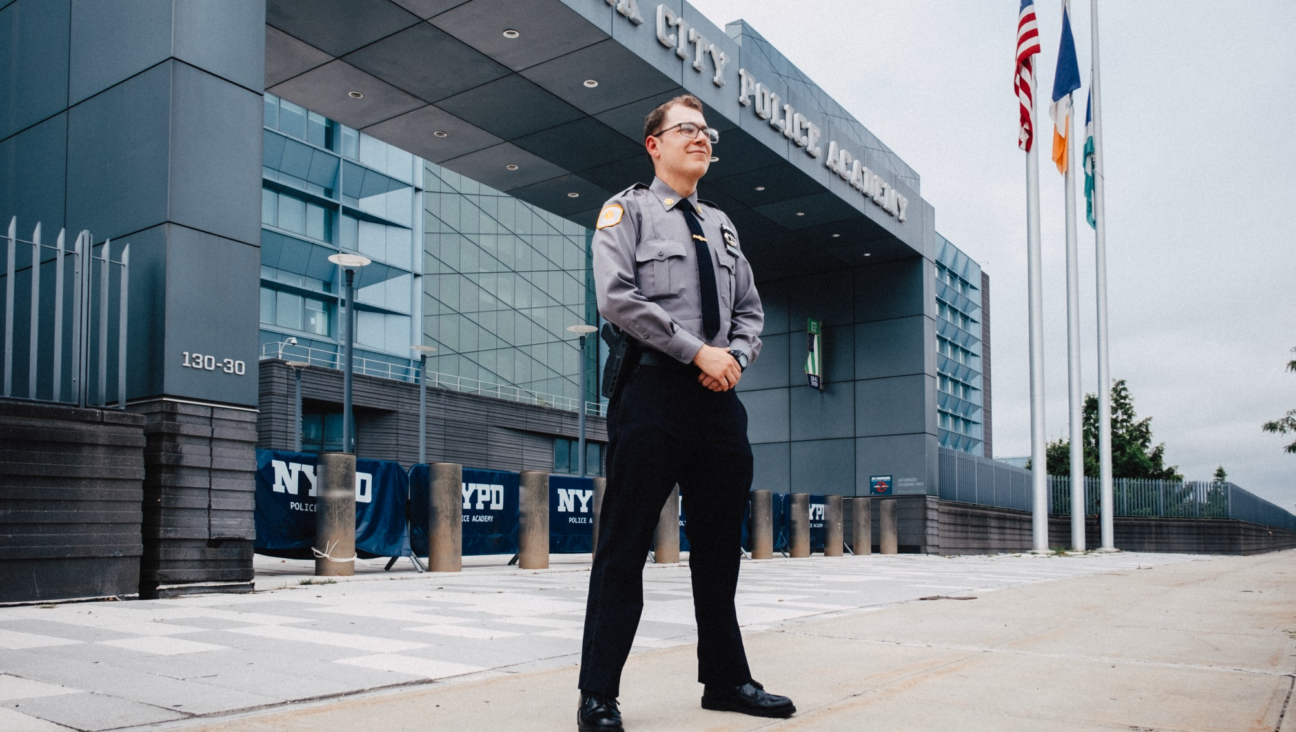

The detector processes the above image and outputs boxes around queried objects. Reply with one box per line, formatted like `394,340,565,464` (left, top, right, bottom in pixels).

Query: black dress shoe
701,679,796,718
578,692,624,731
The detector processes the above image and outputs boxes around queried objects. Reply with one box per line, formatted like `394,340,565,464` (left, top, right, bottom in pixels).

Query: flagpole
1026,84,1048,555
1064,104,1086,551
1090,0,1115,551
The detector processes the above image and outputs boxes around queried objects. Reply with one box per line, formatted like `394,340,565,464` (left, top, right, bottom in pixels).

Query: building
2,0,1021,581
934,235,988,457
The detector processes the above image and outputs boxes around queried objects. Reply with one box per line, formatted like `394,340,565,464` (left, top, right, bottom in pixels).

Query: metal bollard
654,486,680,563
518,470,549,569
789,493,810,558
315,452,356,577
824,495,844,557
591,477,607,560
852,497,873,555
879,498,899,554
428,463,462,572
750,490,773,559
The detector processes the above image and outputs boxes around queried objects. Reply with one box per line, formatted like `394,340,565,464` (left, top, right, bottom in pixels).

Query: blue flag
1050,0,1082,173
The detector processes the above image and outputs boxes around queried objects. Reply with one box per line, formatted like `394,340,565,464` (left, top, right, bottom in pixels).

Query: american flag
1015,0,1042,151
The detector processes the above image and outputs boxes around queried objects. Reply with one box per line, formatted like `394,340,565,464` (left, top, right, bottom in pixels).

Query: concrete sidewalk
169,551,1295,732
1,550,1290,731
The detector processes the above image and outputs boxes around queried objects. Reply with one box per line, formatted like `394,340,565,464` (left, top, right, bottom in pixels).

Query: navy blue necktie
679,201,721,340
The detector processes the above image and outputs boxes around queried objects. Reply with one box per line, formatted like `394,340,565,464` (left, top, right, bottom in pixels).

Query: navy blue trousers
578,360,754,698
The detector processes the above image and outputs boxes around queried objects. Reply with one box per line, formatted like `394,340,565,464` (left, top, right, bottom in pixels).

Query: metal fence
1049,476,1229,519
1,217,130,408
938,447,1296,533
1048,476,1296,532
938,447,1032,511
261,340,606,417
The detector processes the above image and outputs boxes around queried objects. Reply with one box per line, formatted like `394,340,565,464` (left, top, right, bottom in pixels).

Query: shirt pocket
716,249,737,305
635,239,689,301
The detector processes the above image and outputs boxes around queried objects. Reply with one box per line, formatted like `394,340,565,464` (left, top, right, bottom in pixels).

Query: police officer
577,94,796,731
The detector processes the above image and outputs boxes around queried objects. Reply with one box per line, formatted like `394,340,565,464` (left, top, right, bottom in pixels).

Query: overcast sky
689,0,1296,509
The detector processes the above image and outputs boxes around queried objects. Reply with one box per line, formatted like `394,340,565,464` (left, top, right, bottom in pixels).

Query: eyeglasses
651,122,719,145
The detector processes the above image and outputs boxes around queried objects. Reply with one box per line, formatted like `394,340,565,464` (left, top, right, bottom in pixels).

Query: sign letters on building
607,1,909,223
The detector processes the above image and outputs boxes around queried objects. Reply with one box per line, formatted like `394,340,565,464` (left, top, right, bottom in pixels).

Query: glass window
260,287,275,324
307,111,328,148
278,194,305,234
357,310,385,350
276,291,303,331
341,126,359,160
262,188,278,225
301,414,323,451
304,299,329,336
279,99,308,141
358,221,385,261
306,203,327,241
554,439,570,474
264,95,279,129
341,214,358,249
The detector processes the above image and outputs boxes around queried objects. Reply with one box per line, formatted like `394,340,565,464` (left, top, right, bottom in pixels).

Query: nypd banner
550,475,596,553
409,466,519,557
253,449,409,559
808,495,826,552
770,493,826,553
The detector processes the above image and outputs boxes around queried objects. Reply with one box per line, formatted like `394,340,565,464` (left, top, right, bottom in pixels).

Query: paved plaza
2,550,1293,731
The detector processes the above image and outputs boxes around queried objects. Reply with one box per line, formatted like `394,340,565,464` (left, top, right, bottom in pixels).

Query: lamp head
328,253,372,269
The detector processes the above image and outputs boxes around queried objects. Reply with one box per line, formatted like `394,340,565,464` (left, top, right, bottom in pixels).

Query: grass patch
298,578,337,586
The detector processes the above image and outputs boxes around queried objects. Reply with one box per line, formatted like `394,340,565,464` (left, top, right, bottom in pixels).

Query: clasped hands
693,344,742,393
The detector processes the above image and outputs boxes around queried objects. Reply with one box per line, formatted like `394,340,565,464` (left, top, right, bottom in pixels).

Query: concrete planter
0,400,145,603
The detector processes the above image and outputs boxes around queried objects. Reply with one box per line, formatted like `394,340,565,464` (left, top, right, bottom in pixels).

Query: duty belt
637,349,700,375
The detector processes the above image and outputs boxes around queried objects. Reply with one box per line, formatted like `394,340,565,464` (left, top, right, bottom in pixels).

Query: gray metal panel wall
738,255,940,497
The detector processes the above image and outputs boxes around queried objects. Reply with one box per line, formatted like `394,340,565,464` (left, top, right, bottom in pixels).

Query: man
577,94,796,731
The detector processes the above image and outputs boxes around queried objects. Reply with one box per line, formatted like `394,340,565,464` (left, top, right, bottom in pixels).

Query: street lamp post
328,253,371,454
410,344,437,464
566,324,598,476
286,361,310,452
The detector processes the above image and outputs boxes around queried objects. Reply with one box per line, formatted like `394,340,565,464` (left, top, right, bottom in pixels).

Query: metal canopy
265,0,935,281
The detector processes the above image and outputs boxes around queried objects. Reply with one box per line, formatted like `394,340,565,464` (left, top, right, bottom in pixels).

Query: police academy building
1,0,1012,594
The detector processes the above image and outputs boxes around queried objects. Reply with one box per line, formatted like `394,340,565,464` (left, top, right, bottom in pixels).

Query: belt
638,350,665,366
637,349,696,372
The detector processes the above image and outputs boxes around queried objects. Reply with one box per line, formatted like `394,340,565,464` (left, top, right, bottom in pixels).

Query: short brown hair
643,94,705,140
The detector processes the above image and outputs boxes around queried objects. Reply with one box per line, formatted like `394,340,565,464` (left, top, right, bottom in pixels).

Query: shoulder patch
597,204,624,230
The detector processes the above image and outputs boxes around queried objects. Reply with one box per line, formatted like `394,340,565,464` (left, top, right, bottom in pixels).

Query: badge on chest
720,224,740,256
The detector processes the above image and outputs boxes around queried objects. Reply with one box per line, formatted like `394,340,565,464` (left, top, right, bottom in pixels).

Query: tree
1212,466,1228,482
1035,379,1183,481
1262,347,1296,454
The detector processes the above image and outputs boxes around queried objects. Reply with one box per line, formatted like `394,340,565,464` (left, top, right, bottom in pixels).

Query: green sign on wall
805,318,823,391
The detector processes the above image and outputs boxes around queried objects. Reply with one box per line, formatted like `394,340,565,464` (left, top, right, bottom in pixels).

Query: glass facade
934,235,984,454
422,165,598,406
259,94,421,371
260,95,599,424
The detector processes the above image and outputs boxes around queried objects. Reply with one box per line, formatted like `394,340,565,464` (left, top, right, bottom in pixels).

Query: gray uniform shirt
592,177,764,366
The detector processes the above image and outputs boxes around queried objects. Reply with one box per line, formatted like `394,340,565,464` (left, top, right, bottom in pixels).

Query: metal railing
1049,476,1296,532
261,340,605,417
1,217,129,408
937,447,1296,533
938,447,1033,512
